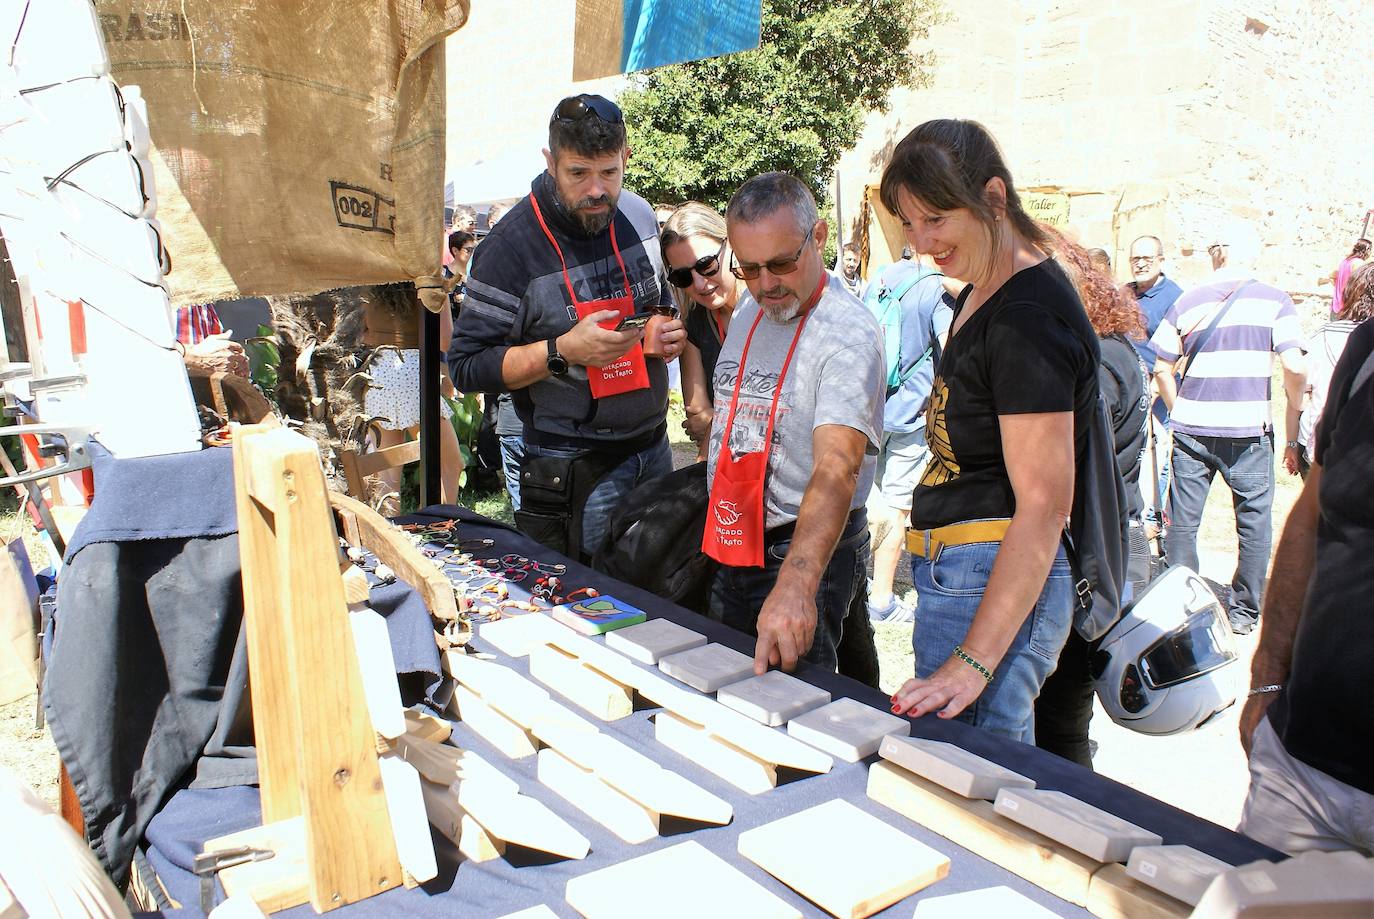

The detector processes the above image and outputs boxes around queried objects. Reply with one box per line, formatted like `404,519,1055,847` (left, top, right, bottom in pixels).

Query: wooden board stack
477,614,833,794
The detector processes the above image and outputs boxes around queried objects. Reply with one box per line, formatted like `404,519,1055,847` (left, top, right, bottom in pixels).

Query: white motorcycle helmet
1092,565,1242,735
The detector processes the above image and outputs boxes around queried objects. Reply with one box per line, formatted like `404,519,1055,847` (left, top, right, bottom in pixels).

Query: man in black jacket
448,95,685,558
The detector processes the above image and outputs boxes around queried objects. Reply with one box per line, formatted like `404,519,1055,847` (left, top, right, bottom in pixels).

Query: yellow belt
906,519,1012,561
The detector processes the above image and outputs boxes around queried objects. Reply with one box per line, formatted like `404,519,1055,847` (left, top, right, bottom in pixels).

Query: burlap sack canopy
102,0,470,312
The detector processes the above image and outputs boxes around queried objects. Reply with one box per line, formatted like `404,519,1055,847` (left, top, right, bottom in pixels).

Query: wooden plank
232,425,404,911
445,651,597,737
231,424,300,823
635,678,833,776
403,708,451,744
737,799,949,919
445,650,556,728
535,721,731,826
537,748,659,844
395,735,520,796
655,710,775,795
329,490,459,622
878,735,1035,800
479,612,568,657
208,817,310,915
564,841,801,919
529,643,633,721
1087,864,1191,919
866,761,1099,906
417,778,463,846
541,626,659,691
451,684,538,759
349,607,405,740
456,783,590,860
376,755,438,884
459,813,504,863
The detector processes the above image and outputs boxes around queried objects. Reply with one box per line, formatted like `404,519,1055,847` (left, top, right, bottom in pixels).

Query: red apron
529,193,649,398
702,276,825,568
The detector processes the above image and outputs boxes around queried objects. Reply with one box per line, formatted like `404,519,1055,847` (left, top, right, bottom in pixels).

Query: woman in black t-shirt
883,120,1100,742
660,202,741,460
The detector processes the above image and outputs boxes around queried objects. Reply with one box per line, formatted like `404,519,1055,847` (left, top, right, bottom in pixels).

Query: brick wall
838,0,1374,310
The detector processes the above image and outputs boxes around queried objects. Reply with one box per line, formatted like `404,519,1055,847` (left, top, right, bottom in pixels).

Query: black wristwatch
546,337,569,376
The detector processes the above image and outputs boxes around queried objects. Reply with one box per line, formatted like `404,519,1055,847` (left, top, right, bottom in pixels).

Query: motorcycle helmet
1092,565,1242,735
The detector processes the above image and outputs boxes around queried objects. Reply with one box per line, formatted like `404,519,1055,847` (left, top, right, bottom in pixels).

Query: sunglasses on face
730,225,814,280
551,94,624,126
666,242,726,288
1129,255,1160,266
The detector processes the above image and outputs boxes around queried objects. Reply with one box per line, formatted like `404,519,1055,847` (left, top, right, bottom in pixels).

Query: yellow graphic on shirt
920,375,960,487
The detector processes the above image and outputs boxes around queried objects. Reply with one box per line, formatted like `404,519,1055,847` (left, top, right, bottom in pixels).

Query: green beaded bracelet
953,645,994,684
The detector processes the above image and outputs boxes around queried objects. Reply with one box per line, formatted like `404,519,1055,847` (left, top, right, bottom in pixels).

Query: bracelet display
1247,684,1283,697
953,645,994,684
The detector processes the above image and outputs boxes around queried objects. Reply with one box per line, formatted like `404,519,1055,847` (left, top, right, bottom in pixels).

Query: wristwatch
1286,440,1301,449
546,338,569,376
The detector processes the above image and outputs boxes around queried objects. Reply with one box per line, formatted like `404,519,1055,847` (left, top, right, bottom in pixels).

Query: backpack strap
1346,343,1374,400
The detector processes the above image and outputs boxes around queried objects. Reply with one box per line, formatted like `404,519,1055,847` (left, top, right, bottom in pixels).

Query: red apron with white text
702,277,824,567
529,194,649,398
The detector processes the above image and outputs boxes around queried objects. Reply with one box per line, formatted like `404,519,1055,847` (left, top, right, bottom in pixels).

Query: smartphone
615,313,654,331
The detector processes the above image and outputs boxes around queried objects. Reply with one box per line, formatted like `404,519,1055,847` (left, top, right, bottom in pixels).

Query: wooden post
225,424,403,912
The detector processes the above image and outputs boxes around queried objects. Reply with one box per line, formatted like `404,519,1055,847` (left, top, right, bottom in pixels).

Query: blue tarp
621,0,761,73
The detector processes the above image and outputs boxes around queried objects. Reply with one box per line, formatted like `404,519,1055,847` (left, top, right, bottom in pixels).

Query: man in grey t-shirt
705,173,885,683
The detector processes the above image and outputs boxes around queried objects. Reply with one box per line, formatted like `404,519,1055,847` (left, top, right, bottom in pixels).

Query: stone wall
838,0,1374,311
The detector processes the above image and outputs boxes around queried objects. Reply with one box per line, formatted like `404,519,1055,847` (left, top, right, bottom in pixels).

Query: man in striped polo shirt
1149,222,1305,635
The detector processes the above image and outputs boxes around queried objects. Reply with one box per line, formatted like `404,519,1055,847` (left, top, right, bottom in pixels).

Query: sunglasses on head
730,225,814,280
551,94,624,126
666,241,726,288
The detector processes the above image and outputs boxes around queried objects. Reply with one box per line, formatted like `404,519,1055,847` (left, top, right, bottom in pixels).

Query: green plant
243,323,280,399
446,391,483,490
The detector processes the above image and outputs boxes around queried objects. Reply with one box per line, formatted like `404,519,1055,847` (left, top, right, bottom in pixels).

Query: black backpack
1064,393,1132,640
591,461,718,614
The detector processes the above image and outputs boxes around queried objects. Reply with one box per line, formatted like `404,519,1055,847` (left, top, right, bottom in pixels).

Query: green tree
620,0,945,214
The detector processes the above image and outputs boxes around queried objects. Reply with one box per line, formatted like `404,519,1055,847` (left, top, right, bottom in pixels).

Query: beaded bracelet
953,645,994,684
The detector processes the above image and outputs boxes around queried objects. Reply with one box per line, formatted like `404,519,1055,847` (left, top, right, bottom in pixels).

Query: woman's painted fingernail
891,704,902,713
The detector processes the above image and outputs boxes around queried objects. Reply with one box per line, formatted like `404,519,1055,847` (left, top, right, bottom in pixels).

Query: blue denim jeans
911,541,1074,743
1165,431,1274,624
499,434,525,511
709,517,879,685
523,437,673,559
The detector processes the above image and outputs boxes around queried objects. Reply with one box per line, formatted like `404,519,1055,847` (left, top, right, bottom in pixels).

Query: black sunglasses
730,225,814,280
551,94,624,126
666,241,726,288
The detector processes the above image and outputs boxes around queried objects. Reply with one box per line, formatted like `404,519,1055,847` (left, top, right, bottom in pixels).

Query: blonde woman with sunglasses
661,202,741,459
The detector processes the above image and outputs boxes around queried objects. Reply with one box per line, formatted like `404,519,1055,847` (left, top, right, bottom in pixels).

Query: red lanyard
718,275,827,455
528,193,631,304
711,309,726,345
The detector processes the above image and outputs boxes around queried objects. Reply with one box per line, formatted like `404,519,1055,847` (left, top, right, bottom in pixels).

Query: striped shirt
175,302,224,345
1150,271,1302,437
